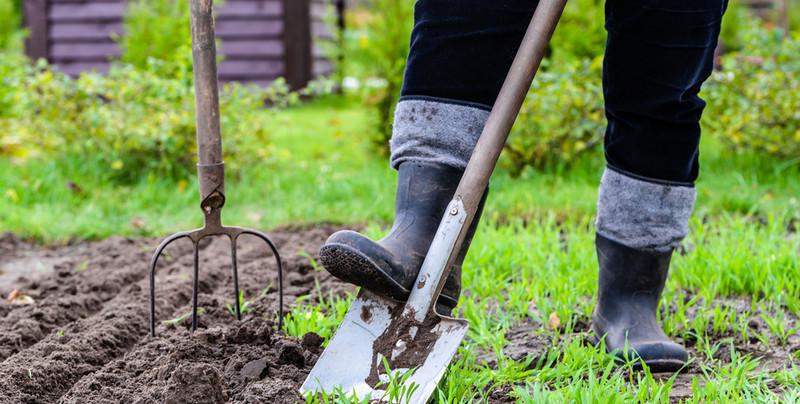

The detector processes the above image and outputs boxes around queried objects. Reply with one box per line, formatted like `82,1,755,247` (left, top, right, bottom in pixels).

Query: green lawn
4,94,797,242
3,94,800,402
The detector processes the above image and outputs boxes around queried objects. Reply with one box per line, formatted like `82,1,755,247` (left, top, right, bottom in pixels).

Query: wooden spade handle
457,0,567,211
434,0,569,301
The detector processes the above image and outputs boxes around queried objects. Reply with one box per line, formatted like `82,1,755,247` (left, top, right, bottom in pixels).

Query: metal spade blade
302,199,469,403
300,289,468,403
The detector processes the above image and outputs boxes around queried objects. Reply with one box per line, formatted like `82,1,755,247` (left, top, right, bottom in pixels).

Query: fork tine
239,229,283,330
150,232,191,337
151,228,281,337
231,236,241,321
191,239,200,333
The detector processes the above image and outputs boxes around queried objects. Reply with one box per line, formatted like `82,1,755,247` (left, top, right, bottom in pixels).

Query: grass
3,94,799,242
1,95,395,241
3,92,800,402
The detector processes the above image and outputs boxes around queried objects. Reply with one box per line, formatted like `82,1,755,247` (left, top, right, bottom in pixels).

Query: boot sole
319,242,457,312
586,334,687,373
634,359,687,373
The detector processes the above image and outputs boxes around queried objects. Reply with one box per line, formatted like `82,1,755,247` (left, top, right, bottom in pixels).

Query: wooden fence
22,0,342,89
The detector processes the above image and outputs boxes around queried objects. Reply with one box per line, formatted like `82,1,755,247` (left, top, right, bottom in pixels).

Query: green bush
718,2,752,53
0,0,22,51
0,52,34,158
550,0,606,62
343,0,413,155
315,0,345,85
703,21,800,160
345,0,607,156
792,0,800,37
117,0,194,79
503,57,606,174
0,56,294,183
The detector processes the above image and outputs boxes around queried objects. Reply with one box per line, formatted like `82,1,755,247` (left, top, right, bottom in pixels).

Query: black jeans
401,0,728,184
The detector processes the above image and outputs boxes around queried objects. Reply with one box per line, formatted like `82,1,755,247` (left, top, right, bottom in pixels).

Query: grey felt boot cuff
389,99,490,170
596,166,696,251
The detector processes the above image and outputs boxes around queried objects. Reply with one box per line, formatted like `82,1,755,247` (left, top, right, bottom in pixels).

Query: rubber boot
319,161,486,315
590,233,688,372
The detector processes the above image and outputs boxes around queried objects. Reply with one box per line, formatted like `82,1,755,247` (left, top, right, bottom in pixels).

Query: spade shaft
413,0,569,313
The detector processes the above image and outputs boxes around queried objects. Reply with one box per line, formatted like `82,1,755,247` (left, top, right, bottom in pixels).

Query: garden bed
0,227,353,403
0,228,797,403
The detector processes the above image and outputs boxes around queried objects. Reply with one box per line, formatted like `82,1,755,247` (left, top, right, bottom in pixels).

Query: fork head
148,206,283,337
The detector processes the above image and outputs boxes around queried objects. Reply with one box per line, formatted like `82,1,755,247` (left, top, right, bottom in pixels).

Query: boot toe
319,230,460,312
591,324,688,372
629,341,688,372
612,340,688,372
319,230,411,300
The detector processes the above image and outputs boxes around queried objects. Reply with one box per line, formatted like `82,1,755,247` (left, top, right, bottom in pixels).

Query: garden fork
148,0,282,337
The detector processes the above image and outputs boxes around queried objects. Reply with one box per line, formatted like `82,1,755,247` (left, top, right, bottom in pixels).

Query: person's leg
321,0,537,314
593,0,728,371
393,0,539,171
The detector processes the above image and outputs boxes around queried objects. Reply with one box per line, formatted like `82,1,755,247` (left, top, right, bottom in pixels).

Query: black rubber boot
319,162,486,315
590,233,688,372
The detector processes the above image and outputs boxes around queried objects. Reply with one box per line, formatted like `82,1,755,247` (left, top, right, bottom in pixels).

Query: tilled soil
1,229,798,403
0,227,355,403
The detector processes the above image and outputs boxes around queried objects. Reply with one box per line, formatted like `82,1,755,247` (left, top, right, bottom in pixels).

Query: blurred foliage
341,0,413,155
719,2,752,52
501,0,606,176
503,57,606,174
338,7,377,80
3,0,796,181
549,0,606,62
0,0,301,184
793,0,800,35
0,0,22,51
0,56,296,183
315,0,345,85
704,20,800,160
342,1,799,171
344,0,607,158
117,0,194,79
